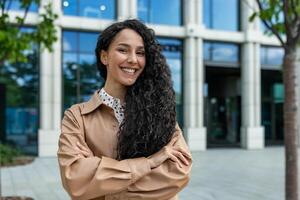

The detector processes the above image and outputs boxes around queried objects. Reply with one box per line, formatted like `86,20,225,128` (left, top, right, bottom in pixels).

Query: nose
127,52,138,64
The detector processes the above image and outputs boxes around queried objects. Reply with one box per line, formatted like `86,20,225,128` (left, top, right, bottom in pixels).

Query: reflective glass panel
62,0,116,19
138,0,182,26
203,0,239,31
62,31,102,111
79,32,99,53
63,31,77,52
0,28,39,155
261,46,284,69
9,0,38,12
204,42,239,63
158,38,183,126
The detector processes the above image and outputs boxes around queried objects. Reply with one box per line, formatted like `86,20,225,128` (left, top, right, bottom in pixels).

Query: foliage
0,0,58,65
249,0,300,49
0,143,21,166
0,47,38,107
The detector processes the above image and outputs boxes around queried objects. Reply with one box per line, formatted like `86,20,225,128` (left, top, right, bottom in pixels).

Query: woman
57,19,192,200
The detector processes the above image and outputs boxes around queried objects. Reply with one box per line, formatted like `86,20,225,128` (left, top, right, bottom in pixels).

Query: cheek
139,58,146,69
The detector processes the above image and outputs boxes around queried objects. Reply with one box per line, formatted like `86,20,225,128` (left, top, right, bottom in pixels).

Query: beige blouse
57,90,192,200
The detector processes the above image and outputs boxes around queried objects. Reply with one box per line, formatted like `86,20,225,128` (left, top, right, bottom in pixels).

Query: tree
249,0,300,199
0,0,57,65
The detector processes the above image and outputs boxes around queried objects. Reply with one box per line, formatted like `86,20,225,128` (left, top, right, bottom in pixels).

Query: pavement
0,147,298,200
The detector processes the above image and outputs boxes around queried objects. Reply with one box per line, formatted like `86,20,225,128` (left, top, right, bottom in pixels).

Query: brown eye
137,51,145,56
118,48,127,53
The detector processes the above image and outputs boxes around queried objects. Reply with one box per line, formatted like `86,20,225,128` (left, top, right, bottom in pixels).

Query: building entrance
261,70,284,145
205,67,241,147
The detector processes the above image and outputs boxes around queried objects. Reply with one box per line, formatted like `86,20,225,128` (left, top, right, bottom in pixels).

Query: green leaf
249,12,257,22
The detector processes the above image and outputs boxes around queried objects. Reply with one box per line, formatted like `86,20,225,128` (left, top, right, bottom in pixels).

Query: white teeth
121,68,136,74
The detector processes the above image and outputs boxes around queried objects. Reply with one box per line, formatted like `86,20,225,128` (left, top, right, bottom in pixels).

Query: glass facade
260,46,284,69
62,0,116,19
0,28,39,155
204,42,240,65
203,0,239,31
9,0,38,12
62,30,102,110
204,41,241,146
261,46,284,144
138,0,182,26
158,38,183,126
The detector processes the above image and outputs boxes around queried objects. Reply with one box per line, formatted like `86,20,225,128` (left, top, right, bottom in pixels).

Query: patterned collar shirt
99,88,125,124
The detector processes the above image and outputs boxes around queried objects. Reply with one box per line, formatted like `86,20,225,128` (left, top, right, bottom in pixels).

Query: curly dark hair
95,19,176,160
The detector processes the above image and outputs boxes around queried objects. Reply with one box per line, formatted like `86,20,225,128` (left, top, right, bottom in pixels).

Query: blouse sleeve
126,124,192,200
57,108,151,200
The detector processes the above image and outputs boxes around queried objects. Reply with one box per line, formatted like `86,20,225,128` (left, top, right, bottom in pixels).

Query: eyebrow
117,43,144,49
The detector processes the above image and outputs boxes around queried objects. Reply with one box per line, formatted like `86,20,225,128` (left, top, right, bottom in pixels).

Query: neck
103,82,127,103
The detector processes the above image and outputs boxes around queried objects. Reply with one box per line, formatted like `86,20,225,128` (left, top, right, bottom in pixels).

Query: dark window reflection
62,0,116,19
62,31,102,110
138,0,182,26
261,46,283,69
0,28,39,155
203,0,239,31
204,42,239,63
158,38,183,126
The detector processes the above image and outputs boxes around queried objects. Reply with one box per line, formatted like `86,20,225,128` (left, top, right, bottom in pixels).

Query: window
158,38,183,126
62,31,102,110
62,0,116,19
204,42,240,65
0,28,39,155
261,46,284,69
138,0,182,26
203,0,239,31
9,0,38,12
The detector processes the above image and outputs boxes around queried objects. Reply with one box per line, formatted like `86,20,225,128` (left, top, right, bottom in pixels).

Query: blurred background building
0,0,285,156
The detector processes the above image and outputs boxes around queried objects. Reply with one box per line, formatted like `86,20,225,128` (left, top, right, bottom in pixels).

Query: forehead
111,29,144,47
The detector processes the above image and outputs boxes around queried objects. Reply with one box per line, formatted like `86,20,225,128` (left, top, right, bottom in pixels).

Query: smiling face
100,28,146,88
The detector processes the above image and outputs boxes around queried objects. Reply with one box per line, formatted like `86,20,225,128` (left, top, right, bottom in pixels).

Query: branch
1,0,7,15
256,0,286,48
17,1,31,30
5,0,12,11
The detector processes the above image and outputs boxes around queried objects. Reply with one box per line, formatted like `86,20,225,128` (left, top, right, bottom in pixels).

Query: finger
77,142,87,150
169,154,182,168
169,135,179,146
174,146,192,159
77,142,91,153
81,150,91,157
173,151,189,166
76,142,92,157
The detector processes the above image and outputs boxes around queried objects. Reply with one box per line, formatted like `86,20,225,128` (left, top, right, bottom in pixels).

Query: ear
100,50,108,65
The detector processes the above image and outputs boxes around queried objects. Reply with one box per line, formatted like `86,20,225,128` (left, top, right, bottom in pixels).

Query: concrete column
117,0,129,21
240,42,264,149
183,0,206,151
38,0,61,156
240,0,264,149
128,0,137,19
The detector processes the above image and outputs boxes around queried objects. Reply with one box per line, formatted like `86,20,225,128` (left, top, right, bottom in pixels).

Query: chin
120,79,137,86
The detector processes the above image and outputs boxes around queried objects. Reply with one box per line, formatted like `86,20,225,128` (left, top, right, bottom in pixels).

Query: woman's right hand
147,134,192,169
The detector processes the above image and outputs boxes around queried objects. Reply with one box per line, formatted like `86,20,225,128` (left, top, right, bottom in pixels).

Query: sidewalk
1,147,297,200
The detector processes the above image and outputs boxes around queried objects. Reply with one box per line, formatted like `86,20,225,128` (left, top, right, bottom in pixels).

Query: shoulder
63,103,85,119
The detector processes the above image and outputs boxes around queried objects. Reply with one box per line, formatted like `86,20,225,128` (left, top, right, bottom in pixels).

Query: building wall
2,0,286,156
